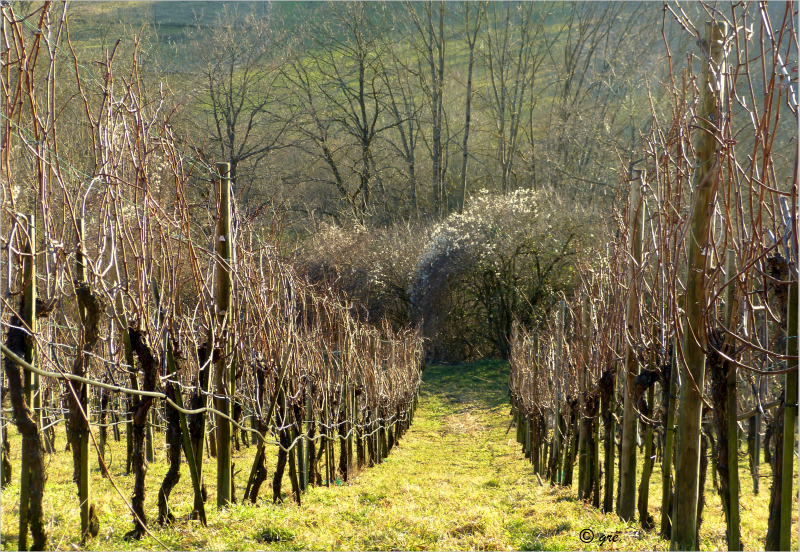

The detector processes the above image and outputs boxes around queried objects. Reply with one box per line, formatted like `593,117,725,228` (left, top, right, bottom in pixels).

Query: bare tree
284,3,400,223
188,5,290,210
479,2,552,194
406,1,448,217
377,39,425,220
457,1,487,213
534,2,661,197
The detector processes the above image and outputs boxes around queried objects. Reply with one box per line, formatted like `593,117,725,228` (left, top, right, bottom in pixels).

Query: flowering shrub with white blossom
409,189,595,360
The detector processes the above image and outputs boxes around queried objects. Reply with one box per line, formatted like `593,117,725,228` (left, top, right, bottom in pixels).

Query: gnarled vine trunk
157,376,182,525
765,401,785,551
68,283,106,539
125,328,158,540
248,366,269,504
4,306,48,551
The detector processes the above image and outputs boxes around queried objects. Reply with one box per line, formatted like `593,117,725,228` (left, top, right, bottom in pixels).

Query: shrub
409,189,594,361
298,222,429,328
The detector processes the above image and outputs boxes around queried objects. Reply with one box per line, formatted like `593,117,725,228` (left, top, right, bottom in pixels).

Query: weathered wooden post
525,415,532,460
578,292,589,498
297,419,306,491
532,332,542,474
724,249,741,550
753,312,765,495
349,383,356,471
19,214,36,551
661,335,678,538
638,318,657,529
779,280,797,550
109,228,138,473
98,387,107,471
671,20,726,551
603,332,619,514
305,379,313,486
592,390,601,508
552,301,565,485
215,162,233,508
619,169,643,521
75,217,94,539
31,227,42,438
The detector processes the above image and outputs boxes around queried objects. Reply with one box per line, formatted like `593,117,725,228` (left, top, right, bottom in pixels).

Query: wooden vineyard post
661,335,678,538
19,214,36,551
194,326,215,492
589,280,601,508
592,392,601,508
373,405,380,465
381,405,389,461
753,313,766,495
602,331,616,513
98,388,106,471
552,300,565,485
249,408,258,445
326,392,334,485
30,220,42,439
619,169,643,521
75,217,93,539
532,332,541,474
338,377,349,481
287,410,301,505
305,379,313,487
297,379,311,492
297,396,306,492
578,292,589,498
349,384,355,472
638,318,657,528
321,395,330,486
96,238,115,469
109,228,138,473
525,415,532,461
724,249,741,550
779,280,797,550
547,340,555,482
671,20,726,551
215,162,233,508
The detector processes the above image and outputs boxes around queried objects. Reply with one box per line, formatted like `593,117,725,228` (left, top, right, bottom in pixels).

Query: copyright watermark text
579,528,640,545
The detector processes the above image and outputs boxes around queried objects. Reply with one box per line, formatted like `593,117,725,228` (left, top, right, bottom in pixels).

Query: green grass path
1,360,796,550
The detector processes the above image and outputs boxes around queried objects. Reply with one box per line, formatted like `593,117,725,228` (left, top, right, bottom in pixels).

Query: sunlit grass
0,359,797,550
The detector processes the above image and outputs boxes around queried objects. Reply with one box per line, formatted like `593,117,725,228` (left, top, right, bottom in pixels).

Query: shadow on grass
421,359,510,410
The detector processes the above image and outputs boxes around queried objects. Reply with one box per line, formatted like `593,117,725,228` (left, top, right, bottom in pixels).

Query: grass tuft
255,527,295,544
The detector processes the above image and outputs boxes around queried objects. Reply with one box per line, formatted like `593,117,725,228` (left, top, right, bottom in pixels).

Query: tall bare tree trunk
458,1,485,214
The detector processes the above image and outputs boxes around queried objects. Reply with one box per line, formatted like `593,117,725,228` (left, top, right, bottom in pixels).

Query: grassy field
0,359,797,550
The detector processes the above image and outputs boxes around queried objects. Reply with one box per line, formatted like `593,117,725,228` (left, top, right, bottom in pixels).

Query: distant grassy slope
65,2,318,45
1,359,795,550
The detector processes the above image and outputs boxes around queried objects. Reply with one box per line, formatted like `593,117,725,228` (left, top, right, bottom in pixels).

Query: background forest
5,1,796,361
